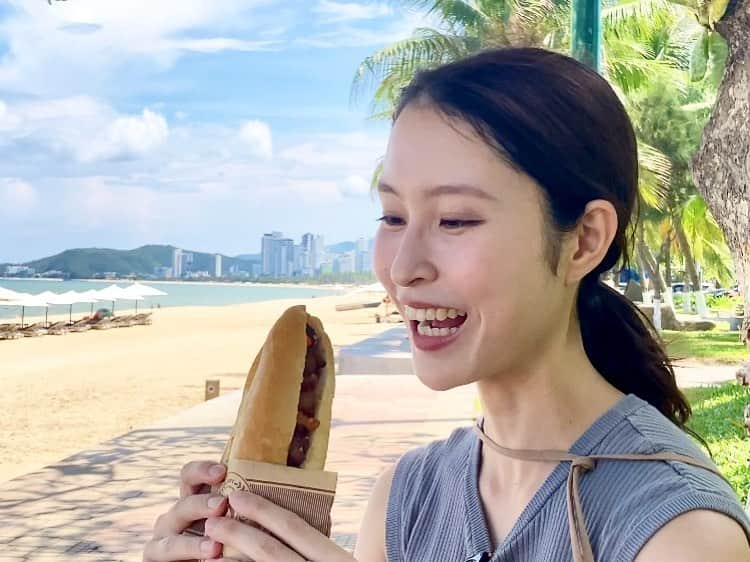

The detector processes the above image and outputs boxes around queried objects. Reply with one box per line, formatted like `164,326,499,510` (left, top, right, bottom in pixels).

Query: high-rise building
172,248,183,278
280,238,294,277
301,233,315,275
261,232,283,276
214,254,222,278
261,232,297,277
312,235,325,270
356,250,373,273
335,251,356,274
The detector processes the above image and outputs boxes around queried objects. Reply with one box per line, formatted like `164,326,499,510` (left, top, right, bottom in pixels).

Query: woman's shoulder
387,423,475,507
588,395,750,559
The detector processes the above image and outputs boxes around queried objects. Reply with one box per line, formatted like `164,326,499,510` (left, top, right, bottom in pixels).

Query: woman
143,47,750,562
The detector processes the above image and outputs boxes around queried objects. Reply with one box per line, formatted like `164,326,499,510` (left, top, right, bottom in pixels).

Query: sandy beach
0,294,392,484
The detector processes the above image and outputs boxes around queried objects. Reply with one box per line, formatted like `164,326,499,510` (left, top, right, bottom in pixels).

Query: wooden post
205,379,220,401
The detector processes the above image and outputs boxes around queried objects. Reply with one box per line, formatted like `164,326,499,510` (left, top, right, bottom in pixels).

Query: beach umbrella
0,286,23,301
124,282,167,314
93,285,129,316
127,282,168,297
78,290,102,316
116,283,148,314
47,291,98,324
34,291,62,327
0,294,49,328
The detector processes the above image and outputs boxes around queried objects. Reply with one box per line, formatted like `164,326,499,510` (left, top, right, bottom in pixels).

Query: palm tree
686,0,750,343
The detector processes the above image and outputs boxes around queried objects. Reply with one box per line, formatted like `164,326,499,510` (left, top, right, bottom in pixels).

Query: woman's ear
561,200,618,285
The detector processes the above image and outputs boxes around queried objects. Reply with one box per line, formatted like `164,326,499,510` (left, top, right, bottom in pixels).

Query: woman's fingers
142,534,221,562
179,461,227,498
153,493,228,536
216,492,354,562
205,516,305,562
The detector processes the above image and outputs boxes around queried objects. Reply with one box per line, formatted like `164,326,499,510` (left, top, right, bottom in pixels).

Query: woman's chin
413,362,471,391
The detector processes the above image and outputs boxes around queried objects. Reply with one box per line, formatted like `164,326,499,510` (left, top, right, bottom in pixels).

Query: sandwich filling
287,324,325,467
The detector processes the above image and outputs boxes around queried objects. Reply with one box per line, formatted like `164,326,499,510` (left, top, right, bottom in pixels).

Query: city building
261,232,296,277
172,248,194,278
214,254,222,278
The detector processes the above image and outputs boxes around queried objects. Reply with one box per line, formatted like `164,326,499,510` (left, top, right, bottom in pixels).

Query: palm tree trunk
691,0,750,340
674,218,701,292
665,231,672,289
637,226,666,297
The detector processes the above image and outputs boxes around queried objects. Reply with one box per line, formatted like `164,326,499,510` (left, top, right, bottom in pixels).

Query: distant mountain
326,241,356,253
23,245,256,279
16,240,369,279
233,253,261,262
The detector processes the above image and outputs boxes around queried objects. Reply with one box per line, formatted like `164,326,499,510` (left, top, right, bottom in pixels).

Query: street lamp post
571,0,602,72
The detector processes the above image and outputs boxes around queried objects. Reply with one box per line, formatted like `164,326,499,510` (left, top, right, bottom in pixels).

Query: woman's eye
377,215,405,227
440,219,483,230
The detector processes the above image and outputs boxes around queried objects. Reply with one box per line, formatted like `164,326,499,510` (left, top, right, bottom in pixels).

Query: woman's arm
353,464,396,562
635,509,750,562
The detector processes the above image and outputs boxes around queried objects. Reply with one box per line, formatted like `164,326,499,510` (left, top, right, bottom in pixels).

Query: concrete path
0,374,477,561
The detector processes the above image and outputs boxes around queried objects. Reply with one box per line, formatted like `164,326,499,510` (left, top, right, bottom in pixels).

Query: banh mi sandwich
228,305,335,470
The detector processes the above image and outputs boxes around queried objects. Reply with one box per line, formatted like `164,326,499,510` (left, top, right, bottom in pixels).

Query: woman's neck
476,327,624,454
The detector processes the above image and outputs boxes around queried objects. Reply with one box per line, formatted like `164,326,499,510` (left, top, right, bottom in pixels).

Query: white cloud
313,1,393,23
239,120,273,160
0,101,21,131
0,0,276,96
80,109,169,162
280,131,386,168
340,174,371,198
297,8,442,48
0,97,169,163
0,179,38,217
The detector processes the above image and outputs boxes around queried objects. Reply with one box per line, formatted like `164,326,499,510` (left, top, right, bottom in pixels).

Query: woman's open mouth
402,305,468,351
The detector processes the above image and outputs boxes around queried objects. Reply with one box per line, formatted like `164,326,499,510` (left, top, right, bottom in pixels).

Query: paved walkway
0,374,477,561
0,325,742,561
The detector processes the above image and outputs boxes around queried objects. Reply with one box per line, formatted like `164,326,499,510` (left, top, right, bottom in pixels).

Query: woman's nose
389,229,438,288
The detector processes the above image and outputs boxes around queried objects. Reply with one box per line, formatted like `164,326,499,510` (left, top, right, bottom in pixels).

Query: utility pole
571,0,601,72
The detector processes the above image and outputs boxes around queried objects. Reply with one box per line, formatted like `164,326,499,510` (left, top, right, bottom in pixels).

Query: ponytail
577,274,691,428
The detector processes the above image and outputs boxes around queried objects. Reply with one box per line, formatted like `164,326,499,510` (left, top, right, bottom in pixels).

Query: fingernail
200,539,215,553
207,496,223,509
205,518,216,534
210,464,225,477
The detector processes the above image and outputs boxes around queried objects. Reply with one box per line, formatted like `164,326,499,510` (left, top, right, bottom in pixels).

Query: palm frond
350,29,468,109
638,141,672,210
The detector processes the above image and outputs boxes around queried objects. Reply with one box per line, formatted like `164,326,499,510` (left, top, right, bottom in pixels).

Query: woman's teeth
417,322,458,337
403,305,467,322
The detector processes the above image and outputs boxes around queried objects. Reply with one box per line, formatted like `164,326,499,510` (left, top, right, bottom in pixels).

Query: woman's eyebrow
377,180,497,201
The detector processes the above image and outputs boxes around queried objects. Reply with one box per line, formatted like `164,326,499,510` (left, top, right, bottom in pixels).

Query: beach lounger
21,323,48,337
133,313,153,326
0,326,22,340
90,318,114,330
47,321,70,336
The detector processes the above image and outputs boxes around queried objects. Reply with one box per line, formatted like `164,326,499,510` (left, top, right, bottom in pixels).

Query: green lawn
684,384,750,505
663,330,748,364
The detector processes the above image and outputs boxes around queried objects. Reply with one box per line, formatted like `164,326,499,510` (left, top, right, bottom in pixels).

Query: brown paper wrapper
186,456,338,561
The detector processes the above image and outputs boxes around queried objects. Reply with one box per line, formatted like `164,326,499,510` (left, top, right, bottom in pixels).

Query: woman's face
373,104,570,391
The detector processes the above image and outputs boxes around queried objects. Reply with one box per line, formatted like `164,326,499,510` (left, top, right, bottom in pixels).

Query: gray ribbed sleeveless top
385,394,750,561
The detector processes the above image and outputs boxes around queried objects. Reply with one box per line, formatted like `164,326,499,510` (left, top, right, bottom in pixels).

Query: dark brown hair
394,47,691,428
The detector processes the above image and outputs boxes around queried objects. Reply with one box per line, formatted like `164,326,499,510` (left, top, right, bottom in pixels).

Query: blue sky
0,1,434,262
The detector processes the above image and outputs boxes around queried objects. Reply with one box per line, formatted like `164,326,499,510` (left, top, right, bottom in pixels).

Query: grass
684,384,750,505
663,330,748,364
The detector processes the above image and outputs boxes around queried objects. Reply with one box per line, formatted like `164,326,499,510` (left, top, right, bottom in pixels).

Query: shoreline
0,277,357,291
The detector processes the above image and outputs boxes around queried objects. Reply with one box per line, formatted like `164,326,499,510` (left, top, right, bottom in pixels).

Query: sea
0,279,342,321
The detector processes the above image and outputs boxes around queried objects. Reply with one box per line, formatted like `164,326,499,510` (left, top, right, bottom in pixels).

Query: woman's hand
203,491,356,562
143,460,229,562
